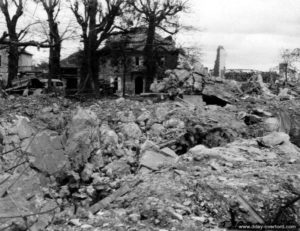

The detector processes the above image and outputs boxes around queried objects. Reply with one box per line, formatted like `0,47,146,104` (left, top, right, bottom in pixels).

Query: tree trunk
47,10,61,92
144,15,156,91
48,34,61,80
7,42,19,88
123,56,127,97
49,42,61,78
79,49,89,92
87,0,99,95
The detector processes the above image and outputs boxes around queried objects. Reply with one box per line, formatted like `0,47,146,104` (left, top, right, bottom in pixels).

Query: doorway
135,76,144,94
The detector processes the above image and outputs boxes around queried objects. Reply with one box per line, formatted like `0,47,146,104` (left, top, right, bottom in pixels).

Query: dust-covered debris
0,88,299,230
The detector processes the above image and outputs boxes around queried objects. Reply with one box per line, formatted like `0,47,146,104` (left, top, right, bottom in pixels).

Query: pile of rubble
0,93,299,230
150,59,206,96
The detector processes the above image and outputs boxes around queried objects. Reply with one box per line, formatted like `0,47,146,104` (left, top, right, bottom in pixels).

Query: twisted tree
70,0,126,94
0,0,50,87
0,0,25,87
39,0,62,89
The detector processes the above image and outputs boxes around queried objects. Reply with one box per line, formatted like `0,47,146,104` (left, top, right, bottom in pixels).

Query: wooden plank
236,195,265,224
90,179,143,214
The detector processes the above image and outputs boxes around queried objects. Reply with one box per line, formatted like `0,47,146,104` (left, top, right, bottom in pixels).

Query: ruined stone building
61,27,181,95
98,27,180,95
213,46,226,78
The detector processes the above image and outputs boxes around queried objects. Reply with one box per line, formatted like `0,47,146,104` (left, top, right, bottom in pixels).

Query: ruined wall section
99,51,179,94
213,46,226,78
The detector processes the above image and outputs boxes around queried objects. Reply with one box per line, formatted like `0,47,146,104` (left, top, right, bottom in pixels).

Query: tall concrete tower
213,46,226,78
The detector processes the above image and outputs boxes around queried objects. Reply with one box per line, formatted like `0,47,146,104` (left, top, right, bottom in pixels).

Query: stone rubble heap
0,90,299,230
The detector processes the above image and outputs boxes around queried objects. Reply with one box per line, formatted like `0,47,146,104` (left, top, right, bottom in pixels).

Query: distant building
225,69,279,83
60,52,81,94
0,47,33,85
213,46,226,78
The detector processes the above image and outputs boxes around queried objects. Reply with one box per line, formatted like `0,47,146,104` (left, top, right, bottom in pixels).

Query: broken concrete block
104,159,131,177
202,83,235,105
117,111,136,123
65,129,96,170
160,147,178,159
140,140,160,153
189,145,212,157
33,89,43,96
174,69,191,82
150,123,165,135
116,97,125,104
264,117,280,132
37,112,67,131
258,132,290,147
90,149,105,169
10,116,35,139
193,62,204,74
81,163,94,182
155,107,169,122
26,131,67,175
70,107,99,134
140,150,178,171
121,122,142,140
100,124,118,148
164,118,185,129
65,107,100,170
137,110,151,123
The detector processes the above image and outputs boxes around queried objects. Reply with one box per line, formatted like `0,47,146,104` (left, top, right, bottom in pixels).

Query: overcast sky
177,0,300,71
2,0,299,71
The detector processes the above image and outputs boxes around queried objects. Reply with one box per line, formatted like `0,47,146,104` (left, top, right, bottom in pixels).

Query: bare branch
0,39,51,48
157,24,178,35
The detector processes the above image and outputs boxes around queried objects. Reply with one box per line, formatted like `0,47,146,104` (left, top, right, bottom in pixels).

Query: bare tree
70,0,126,94
0,0,25,87
280,48,300,84
32,0,79,92
0,0,51,87
183,46,202,65
128,0,188,88
39,0,62,91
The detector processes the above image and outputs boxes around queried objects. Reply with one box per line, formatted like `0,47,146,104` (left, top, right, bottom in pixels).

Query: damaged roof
61,27,180,67
100,27,179,55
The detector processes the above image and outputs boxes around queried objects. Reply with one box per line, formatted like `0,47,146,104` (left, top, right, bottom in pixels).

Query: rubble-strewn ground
0,81,300,231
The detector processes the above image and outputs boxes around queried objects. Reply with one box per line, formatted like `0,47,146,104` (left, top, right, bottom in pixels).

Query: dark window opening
135,76,143,94
135,57,140,66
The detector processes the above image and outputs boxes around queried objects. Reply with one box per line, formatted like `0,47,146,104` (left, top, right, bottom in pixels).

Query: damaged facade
61,27,181,95
98,27,181,95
